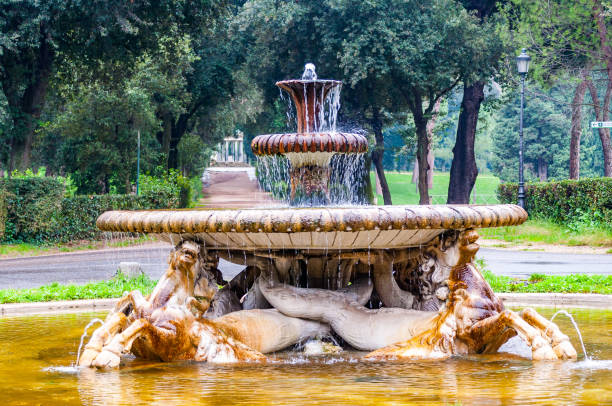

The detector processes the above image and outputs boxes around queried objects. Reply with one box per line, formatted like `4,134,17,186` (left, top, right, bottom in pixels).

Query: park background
0,0,610,254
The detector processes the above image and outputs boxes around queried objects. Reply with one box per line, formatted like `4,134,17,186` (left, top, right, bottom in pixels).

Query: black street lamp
516,48,531,209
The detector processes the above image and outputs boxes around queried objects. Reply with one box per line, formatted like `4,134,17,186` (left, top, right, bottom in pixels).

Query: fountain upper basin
251,132,368,155
97,204,526,250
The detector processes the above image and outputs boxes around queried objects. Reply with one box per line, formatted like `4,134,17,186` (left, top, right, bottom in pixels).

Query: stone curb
1,293,611,316
498,293,612,309
0,298,118,316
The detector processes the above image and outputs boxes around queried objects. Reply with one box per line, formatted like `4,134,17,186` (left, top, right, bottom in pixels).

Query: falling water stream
75,318,104,366
547,310,589,360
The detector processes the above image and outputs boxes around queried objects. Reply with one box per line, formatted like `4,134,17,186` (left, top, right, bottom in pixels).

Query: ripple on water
570,359,612,370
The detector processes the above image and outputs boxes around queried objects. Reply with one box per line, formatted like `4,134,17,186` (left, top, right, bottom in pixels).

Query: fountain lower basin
96,204,526,250
3,308,610,405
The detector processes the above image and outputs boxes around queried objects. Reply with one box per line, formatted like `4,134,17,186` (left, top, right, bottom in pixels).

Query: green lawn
479,218,612,248
0,272,157,304
476,260,612,294
371,171,500,205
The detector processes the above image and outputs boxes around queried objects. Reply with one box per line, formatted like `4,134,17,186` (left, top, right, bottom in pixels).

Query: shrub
498,178,612,228
0,177,66,242
0,176,181,243
59,192,179,240
139,169,192,208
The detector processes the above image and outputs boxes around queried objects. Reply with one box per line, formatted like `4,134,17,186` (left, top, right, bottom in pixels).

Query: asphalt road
0,245,609,289
477,248,612,278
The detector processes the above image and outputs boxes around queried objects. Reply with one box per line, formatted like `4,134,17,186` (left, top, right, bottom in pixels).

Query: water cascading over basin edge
251,65,368,205
78,65,577,369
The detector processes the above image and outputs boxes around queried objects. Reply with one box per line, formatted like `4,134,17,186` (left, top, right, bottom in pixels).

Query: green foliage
140,169,193,208
178,133,212,177
44,79,162,194
189,176,204,202
502,0,599,83
59,193,178,241
0,0,228,170
498,178,612,228
9,167,77,197
0,272,157,304
0,187,6,241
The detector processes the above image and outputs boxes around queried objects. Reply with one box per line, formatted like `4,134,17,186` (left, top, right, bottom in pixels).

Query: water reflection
0,308,610,405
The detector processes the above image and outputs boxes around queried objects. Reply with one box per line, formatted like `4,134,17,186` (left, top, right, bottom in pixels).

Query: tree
447,0,506,204
44,75,161,194
507,0,612,178
491,87,571,182
0,0,226,171
237,0,494,204
343,0,491,204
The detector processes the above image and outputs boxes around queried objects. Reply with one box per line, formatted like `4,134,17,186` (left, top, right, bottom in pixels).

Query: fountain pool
0,307,610,405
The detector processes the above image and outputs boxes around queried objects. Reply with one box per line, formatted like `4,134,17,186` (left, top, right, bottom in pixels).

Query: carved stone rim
96,204,527,234
251,132,368,155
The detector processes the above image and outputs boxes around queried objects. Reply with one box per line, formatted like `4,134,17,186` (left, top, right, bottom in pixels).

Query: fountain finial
302,63,317,80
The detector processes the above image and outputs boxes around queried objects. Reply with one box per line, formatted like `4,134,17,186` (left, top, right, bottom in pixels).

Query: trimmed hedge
0,177,180,243
59,193,179,241
0,178,65,242
497,178,612,226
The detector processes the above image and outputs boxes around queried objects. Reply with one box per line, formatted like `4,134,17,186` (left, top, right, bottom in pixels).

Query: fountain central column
251,64,368,205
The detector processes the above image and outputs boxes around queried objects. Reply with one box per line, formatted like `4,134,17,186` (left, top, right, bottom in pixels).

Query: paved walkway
199,167,275,208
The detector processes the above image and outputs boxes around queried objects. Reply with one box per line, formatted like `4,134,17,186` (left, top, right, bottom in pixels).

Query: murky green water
0,307,610,405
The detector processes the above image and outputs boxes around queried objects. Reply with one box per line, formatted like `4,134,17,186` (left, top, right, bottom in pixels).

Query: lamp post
516,48,531,209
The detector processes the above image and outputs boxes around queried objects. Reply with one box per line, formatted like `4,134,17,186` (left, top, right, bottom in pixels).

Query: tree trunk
447,81,484,204
599,126,612,177
415,118,430,205
168,114,190,170
158,112,173,169
425,99,441,190
586,79,612,177
363,154,375,204
16,24,54,170
569,77,588,179
406,89,432,205
592,0,612,177
370,110,392,205
537,157,547,182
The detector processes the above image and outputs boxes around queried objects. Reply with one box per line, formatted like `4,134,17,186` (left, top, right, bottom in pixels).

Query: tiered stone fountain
79,65,576,368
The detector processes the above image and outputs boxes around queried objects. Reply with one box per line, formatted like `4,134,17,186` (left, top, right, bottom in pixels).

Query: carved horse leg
463,310,559,360
519,308,577,359
78,312,128,367
192,320,266,363
78,290,155,367
92,318,193,368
